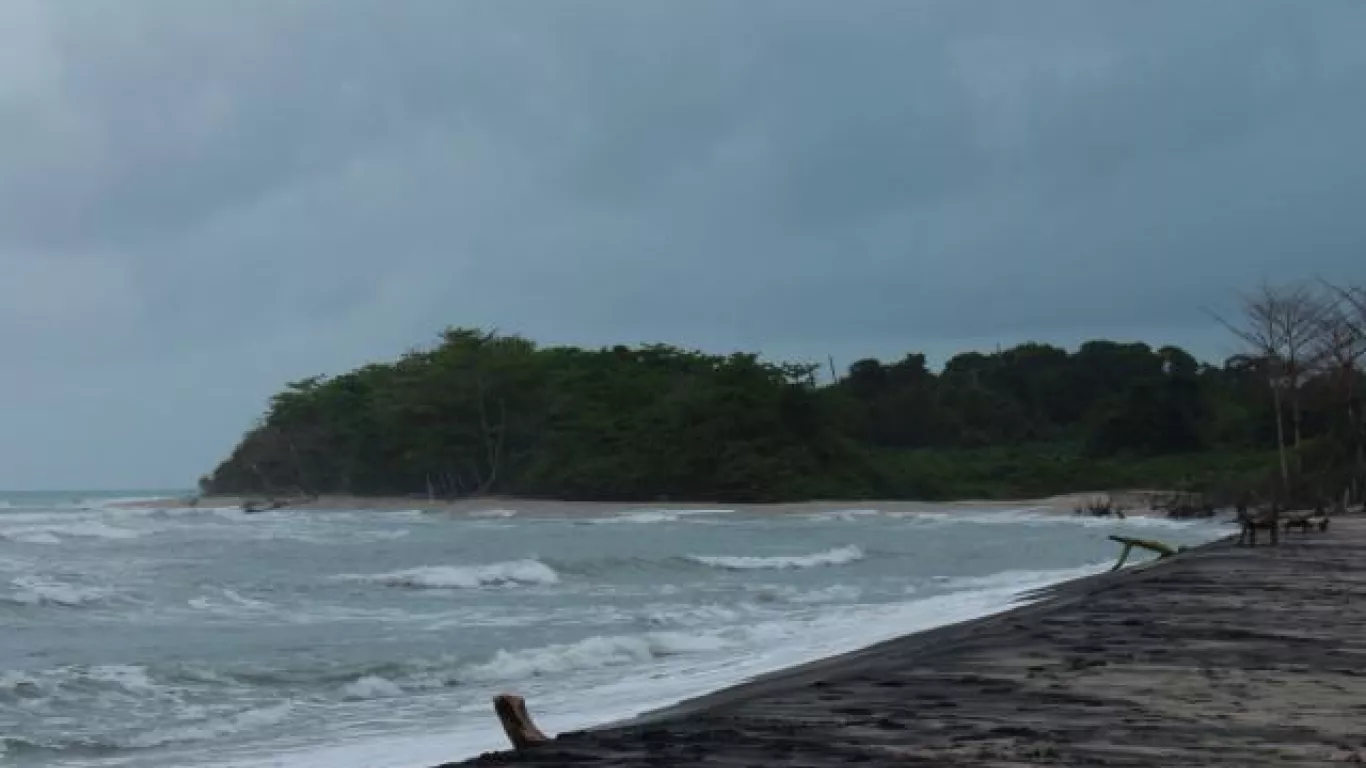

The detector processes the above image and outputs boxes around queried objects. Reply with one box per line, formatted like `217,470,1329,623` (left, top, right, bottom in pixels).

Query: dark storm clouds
2,1,1363,487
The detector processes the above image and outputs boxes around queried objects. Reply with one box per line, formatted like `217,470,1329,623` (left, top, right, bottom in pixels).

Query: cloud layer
2,1,1364,488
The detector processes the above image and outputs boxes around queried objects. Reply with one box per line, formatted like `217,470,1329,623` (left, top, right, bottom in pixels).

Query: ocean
1,492,1232,767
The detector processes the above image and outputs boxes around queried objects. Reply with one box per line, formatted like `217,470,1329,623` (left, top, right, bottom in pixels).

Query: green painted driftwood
1108,535,1179,571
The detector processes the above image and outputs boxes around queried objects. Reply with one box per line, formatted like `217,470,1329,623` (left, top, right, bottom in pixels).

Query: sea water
0,492,1232,767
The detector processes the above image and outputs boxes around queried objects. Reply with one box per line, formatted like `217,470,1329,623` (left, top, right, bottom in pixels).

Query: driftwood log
1108,535,1179,571
493,694,550,751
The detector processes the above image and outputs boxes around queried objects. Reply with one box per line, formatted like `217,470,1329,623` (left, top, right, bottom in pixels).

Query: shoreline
111,489,1181,518
437,520,1366,766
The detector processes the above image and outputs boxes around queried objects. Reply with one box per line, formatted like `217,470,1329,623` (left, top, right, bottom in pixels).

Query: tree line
202,280,1365,504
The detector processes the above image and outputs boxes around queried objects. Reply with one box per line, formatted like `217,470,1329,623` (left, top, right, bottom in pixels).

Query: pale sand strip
111,490,1177,517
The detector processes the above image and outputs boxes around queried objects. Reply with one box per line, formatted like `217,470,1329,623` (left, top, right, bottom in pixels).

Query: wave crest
4,577,111,608
688,545,865,571
336,559,560,589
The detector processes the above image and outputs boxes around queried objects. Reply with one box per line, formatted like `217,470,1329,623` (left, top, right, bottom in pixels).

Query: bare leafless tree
1212,281,1328,488
1333,282,1366,338
1323,281,1366,504
1275,283,1330,451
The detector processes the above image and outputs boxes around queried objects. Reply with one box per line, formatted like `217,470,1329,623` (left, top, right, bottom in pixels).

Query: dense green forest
203,281,1365,504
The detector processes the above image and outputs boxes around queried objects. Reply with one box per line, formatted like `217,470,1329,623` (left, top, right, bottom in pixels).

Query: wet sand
441,518,1366,766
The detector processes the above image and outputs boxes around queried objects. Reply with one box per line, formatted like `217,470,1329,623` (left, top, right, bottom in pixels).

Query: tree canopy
204,282,1365,504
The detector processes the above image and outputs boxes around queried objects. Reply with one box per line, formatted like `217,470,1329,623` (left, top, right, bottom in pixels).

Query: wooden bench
1282,510,1330,534
1237,509,1280,547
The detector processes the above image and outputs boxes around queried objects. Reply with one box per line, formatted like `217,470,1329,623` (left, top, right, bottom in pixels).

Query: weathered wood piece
493,694,550,751
1108,535,1178,571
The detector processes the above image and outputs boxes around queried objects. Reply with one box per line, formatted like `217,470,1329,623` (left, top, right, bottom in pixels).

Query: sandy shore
437,518,1366,766
112,490,1172,517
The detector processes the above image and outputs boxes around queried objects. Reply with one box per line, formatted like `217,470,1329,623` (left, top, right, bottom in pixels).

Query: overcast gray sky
3,1,1364,490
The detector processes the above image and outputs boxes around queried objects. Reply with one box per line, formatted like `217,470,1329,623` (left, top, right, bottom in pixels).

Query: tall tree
1213,283,1297,489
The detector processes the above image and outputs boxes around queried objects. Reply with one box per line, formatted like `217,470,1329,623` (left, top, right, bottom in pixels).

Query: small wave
805,509,882,522
591,509,733,525
337,559,560,589
688,545,865,571
340,675,406,700
340,630,738,696
187,588,274,615
0,520,140,542
4,576,111,607
640,603,747,628
0,664,159,705
1,663,292,754
124,703,295,749
0,530,61,545
545,554,702,578
463,631,729,683
468,508,518,519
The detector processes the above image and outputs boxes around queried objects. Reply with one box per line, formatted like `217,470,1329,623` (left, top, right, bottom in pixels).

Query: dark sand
441,518,1366,766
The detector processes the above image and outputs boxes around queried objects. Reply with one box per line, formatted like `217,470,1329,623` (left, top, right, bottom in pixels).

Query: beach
445,517,1366,767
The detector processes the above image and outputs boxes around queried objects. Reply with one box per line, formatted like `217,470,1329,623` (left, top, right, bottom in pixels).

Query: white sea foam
125,703,295,749
0,529,61,544
788,584,865,604
467,508,518,519
5,576,111,607
330,630,736,698
340,675,406,700
688,544,865,570
641,603,749,628
0,664,159,704
806,508,882,522
463,631,730,683
188,589,275,616
0,520,141,542
593,509,733,524
337,559,560,589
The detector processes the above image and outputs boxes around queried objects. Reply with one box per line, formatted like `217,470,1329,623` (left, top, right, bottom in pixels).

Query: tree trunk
475,377,506,496
287,437,312,496
1291,387,1303,449
1272,381,1290,490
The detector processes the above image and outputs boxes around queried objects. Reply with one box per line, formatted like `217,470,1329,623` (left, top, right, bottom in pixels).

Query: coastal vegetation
203,280,1364,505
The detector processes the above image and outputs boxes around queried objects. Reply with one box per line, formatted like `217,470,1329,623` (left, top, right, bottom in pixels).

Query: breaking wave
591,509,734,524
0,520,141,543
4,576,112,608
335,631,733,700
123,703,295,749
336,559,560,589
0,529,61,545
804,509,883,522
688,544,865,571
